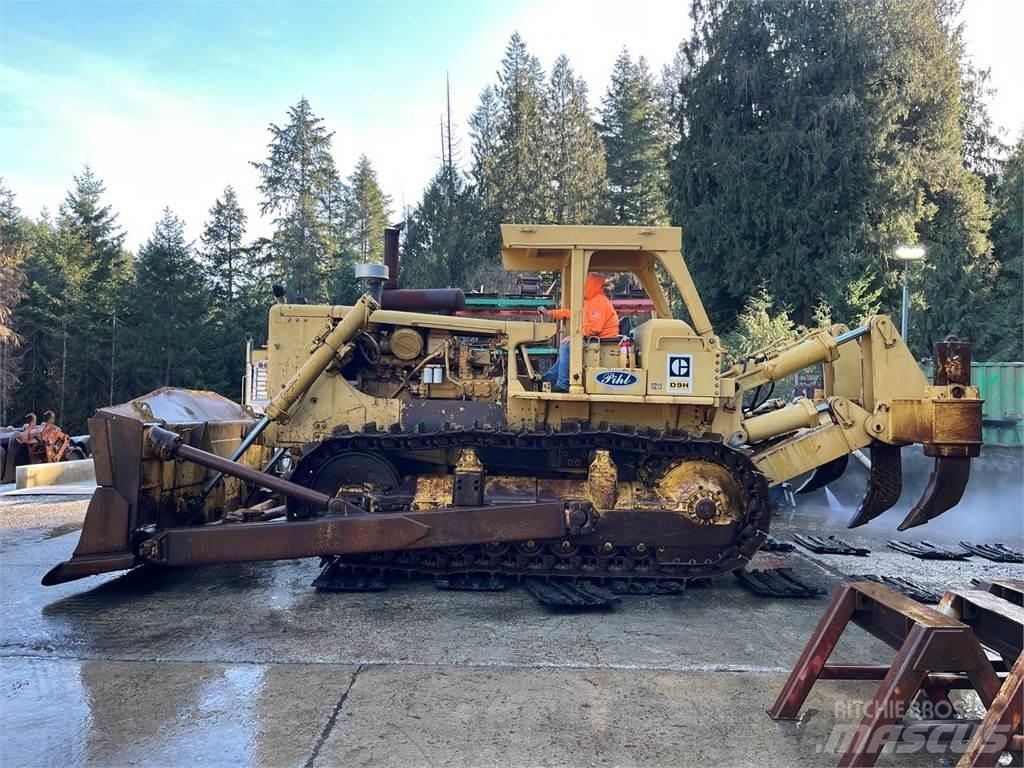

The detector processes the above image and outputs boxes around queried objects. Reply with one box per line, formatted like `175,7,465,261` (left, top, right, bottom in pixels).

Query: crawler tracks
292,425,774,588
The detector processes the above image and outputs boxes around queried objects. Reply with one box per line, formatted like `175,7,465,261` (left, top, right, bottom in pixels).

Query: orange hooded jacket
547,274,620,338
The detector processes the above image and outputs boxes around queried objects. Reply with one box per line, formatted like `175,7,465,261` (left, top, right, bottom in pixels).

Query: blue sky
1,0,1021,250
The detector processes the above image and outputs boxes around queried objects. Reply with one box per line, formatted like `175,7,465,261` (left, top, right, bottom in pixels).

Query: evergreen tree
467,85,503,259
15,168,133,430
671,0,1004,356
545,55,609,224
404,83,488,290
8,214,61,424
252,98,340,302
958,63,1006,182
403,167,490,290
0,180,28,424
126,210,213,390
885,0,1002,356
661,42,688,173
987,136,1023,360
199,186,272,396
344,154,391,263
600,50,670,226
672,1,890,326
201,185,248,303
469,86,501,208
493,33,550,224
320,163,349,262
63,169,132,416
48,209,96,425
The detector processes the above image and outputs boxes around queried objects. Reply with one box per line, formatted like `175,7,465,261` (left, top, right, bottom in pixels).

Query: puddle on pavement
43,521,82,539
2,659,270,766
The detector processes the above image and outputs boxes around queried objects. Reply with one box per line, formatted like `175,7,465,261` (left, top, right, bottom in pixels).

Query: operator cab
500,225,724,404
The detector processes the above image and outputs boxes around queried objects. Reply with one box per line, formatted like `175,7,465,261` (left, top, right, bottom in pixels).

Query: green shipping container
972,362,1024,447
922,361,1024,447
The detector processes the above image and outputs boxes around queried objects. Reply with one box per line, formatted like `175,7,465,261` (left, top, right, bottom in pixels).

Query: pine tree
884,0,1003,356
126,210,214,391
493,33,550,224
201,186,248,303
8,215,62,425
671,0,1004,356
320,164,349,263
252,98,340,302
661,42,688,172
987,136,1023,360
545,56,608,224
600,50,669,226
199,185,272,396
27,168,132,430
404,81,489,290
0,180,28,424
959,63,1007,182
467,85,503,259
344,154,391,264
469,86,501,208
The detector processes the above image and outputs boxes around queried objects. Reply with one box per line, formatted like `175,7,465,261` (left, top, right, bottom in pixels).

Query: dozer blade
795,454,849,495
43,388,259,586
846,443,902,529
896,456,971,531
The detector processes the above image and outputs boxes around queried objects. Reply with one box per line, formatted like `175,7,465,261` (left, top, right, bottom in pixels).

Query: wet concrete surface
1,486,1021,767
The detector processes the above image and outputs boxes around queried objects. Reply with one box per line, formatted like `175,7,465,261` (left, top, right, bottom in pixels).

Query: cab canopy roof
500,224,682,272
498,224,712,337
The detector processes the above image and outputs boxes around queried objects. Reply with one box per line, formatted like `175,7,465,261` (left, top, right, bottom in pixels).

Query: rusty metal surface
847,443,903,529
959,542,1024,563
380,288,466,313
938,589,1024,662
41,551,138,586
100,387,252,424
957,653,1024,767
770,581,1007,768
399,399,506,432
40,416,144,585
897,456,971,531
977,579,1024,606
146,502,567,566
934,339,972,387
149,425,337,512
452,449,485,506
383,225,400,289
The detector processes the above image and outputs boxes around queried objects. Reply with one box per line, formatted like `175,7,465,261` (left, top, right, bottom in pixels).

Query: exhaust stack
384,225,400,289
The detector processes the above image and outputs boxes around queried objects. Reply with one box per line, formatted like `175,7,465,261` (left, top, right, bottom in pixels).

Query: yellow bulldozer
45,225,982,595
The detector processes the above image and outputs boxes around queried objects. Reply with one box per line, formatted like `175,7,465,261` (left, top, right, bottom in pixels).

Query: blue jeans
541,339,570,391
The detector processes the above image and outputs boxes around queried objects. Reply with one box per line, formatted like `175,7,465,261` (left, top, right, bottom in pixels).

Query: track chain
293,423,774,585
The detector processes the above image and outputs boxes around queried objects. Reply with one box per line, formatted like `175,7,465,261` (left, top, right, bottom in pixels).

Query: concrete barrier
15,458,96,490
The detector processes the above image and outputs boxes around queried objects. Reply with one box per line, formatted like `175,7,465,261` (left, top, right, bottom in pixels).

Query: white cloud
2,51,271,249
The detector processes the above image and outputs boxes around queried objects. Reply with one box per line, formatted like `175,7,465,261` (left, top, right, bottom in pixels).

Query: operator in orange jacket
538,273,620,392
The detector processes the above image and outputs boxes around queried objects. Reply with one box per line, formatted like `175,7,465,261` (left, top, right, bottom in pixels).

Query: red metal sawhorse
938,589,1024,767
767,581,1005,767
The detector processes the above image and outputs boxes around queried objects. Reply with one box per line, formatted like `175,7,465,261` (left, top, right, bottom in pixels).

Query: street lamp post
893,244,926,339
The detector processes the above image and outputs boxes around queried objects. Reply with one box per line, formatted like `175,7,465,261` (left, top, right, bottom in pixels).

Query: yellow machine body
44,225,982,588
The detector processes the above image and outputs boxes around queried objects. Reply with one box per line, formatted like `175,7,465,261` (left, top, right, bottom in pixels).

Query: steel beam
143,501,569,566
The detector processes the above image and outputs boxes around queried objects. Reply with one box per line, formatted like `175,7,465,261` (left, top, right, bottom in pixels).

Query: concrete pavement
1,490,1019,767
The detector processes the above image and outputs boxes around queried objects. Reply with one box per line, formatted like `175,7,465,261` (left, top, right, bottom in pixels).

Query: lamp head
894,244,926,262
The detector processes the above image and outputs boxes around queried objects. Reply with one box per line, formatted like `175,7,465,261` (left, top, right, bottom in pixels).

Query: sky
1,0,1021,251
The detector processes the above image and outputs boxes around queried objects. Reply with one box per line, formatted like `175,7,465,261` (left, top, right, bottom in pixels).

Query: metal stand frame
768,581,1023,767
